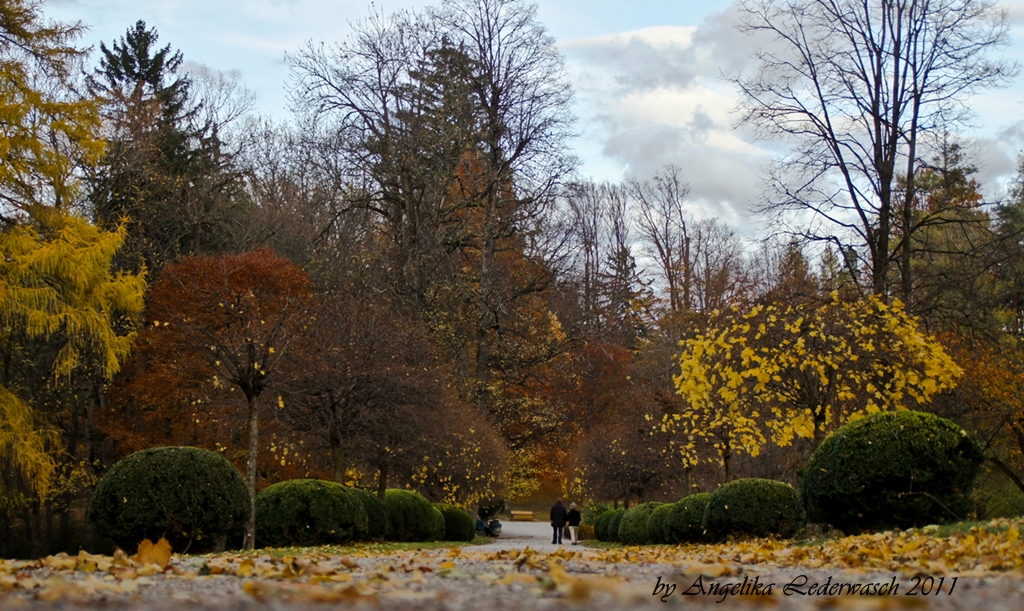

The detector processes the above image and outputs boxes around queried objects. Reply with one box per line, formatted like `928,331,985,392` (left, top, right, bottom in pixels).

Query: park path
6,525,1024,611
473,520,575,553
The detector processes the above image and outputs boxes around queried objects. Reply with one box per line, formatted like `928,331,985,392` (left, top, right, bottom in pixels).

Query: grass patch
203,535,492,559
581,540,622,550
790,517,1024,549
905,518,1021,539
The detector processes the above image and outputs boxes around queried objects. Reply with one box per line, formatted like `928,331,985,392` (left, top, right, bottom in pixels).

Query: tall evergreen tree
87,21,249,273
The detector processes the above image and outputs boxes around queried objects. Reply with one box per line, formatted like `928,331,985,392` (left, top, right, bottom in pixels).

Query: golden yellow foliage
0,1,141,502
669,295,960,468
0,1,104,212
0,212,145,498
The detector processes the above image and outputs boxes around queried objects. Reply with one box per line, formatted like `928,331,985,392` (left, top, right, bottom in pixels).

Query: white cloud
562,8,775,231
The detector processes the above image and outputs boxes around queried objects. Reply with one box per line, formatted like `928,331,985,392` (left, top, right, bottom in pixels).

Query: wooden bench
510,510,535,521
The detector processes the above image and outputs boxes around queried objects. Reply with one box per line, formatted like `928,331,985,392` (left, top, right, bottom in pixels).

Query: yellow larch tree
0,1,145,504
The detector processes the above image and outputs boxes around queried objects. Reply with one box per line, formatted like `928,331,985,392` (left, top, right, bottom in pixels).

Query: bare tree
288,0,576,436
690,219,753,313
282,293,473,498
735,0,1015,298
628,165,692,314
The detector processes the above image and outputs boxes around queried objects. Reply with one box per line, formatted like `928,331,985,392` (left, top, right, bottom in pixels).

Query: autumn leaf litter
5,519,1024,609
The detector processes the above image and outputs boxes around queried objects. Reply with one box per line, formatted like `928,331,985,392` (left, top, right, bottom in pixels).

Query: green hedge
434,504,475,542
383,489,438,542
664,493,711,543
581,501,613,527
703,479,804,541
88,447,249,553
618,502,663,545
647,503,674,544
254,479,369,547
595,508,623,542
348,488,387,540
606,508,627,543
429,505,445,541
801,410,984,532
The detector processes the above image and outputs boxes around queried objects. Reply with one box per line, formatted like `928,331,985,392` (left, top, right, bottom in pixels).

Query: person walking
566,502,581,545
550,498,568,545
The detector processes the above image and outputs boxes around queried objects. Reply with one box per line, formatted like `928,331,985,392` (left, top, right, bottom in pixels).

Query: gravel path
474,520,574,552
4,523,1023,611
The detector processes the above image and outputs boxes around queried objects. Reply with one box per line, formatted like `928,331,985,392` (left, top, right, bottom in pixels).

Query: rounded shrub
383,489,438,542
647,503,674,544
801,410,984,532
703,479,804,541
606,508,627,542
348,488,387,540
435,504,475,542
428,505,446,541
594,510,613,542
88,446,249,553
664,493,711,543
595,508,623,542
255,479,369,547
618,502,663,545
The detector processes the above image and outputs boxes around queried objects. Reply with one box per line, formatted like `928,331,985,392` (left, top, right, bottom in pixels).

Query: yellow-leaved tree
666,294,961,480
0,1,145,509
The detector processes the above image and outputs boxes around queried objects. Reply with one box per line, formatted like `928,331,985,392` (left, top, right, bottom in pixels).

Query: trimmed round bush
435,503,475,542
255,479,369,547
348,488,387,540
647,503,674,544
383,489,438,542
801,410,985,532
88,446,249,553
429,505,445,541
703,479,805,541
595,508,623,542
594,510,612,542
606,508,627,542
665,493,711,543
618,502,663,545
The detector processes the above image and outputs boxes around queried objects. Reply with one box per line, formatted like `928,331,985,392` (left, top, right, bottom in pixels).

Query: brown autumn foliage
101,248,321,481
931,336,1024,497
278,292,507,504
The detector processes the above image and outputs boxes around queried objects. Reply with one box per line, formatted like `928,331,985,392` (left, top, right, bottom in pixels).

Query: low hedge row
384,489,441,542
435,503,476,542
618,502,663,545
89,412,979,552
255,479,369,547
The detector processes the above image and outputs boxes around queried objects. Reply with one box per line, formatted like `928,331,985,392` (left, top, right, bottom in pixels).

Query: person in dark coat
550,498,568,544
566,502,582,545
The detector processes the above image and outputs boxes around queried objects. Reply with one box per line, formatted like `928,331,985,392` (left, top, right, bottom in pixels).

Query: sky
45,0,1024,236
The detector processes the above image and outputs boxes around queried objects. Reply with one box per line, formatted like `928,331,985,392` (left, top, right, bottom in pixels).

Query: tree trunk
377,465,388,500
813,410,828,448
330,437,345,484
722,443,733,482
475,225,497,415
0,513,10,558
989,455,1024,497
243,392,260,550
682,234,691,312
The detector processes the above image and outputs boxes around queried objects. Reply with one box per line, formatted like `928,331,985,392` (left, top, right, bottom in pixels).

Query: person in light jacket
566,502,581,545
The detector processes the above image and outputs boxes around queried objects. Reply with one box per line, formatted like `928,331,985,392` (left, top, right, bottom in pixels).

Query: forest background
5,0,1024,558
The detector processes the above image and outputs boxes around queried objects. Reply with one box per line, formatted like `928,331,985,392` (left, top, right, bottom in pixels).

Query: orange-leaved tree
143,248,312,549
